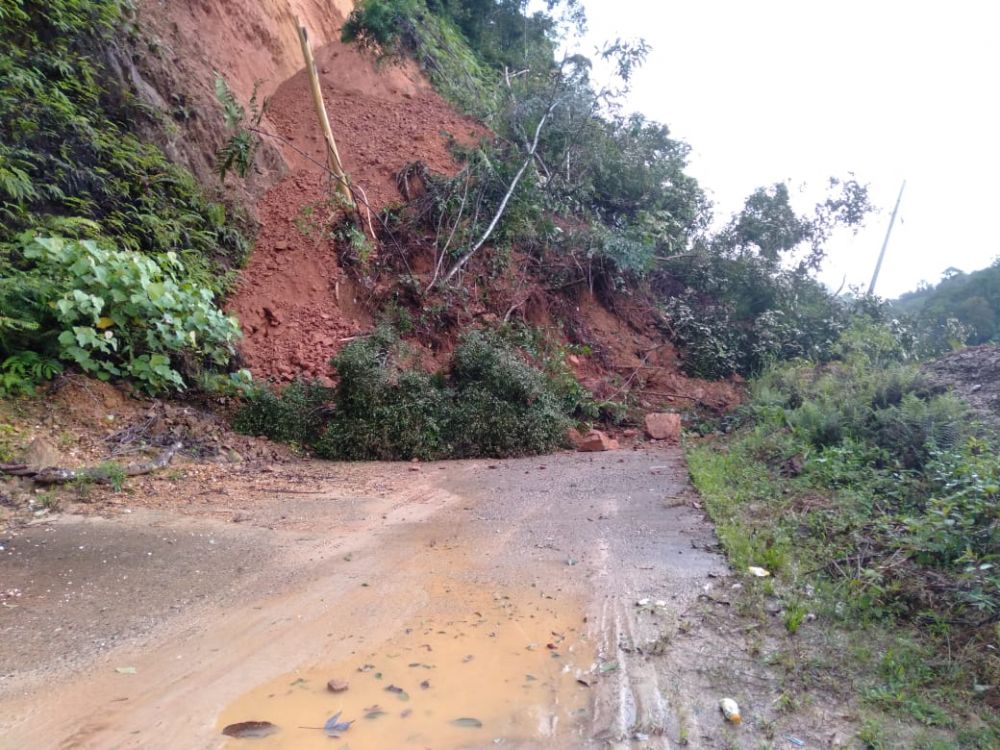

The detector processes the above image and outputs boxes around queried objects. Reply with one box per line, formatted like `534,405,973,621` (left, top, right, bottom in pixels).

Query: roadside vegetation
235,326,617,460
1,0,247,396
688,311,999,747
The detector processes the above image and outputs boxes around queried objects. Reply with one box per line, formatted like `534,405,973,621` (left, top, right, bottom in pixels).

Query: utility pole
868,179,906,295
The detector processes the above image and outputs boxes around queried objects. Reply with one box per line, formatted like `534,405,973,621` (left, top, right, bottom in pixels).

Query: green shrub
692,321,997,628
315,329,454,459
232,380,333,448
0,0,248,266
448,330,569,456
342,0,497,117
5,236,241,392
236,328,572,460
0,351,63,396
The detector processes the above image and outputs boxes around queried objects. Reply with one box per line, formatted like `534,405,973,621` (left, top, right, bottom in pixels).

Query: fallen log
0,442,183,485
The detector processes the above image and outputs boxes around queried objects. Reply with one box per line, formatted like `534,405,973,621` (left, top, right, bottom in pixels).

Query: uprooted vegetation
234,326,621,460
688,315,999,746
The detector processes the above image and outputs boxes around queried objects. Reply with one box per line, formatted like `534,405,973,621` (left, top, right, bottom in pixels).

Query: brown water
218,579,597,749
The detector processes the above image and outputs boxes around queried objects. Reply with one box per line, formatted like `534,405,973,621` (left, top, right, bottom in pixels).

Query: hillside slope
133,0,740,411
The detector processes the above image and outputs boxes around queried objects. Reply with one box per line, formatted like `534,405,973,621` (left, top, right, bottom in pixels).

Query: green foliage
236,327,573,460
895,262,1000,345
446,330,569,456
343,0,498,118
660,255,848,379
4,236,240,392
0,352,63,396
691,320,999,672
656,179,873,379
346,1,709,293
232,380,333,448
0,0,252,394
214,76,267,180
0,1,247,265
689,322,1000,742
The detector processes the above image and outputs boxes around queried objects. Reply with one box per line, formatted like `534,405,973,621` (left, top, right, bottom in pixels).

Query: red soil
204,3,741,412
226,31,485,381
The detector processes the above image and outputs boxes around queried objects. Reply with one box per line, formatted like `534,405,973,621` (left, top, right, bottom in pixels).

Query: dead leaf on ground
451,717,483,728
323,712,353,737
385,685,410,701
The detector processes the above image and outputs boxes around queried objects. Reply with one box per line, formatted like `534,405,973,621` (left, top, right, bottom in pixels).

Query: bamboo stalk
296,19,354,209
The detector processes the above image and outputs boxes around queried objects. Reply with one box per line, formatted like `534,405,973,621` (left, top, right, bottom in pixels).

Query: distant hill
894,261,1000,344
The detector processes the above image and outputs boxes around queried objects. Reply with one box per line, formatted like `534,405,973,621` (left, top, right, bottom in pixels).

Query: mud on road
1,447,819,749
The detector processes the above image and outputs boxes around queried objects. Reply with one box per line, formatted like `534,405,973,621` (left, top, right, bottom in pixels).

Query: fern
214,75,267,180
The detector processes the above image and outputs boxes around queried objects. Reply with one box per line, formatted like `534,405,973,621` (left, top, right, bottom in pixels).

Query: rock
622,428,638,438
327,678,349,693
274,241,291,251
577,430,619,452
643,412,681,442
19,438,63,470
565,427,584,448
262,306,282,326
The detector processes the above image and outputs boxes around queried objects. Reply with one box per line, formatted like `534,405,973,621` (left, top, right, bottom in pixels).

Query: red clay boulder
644,412,681,442
576,429,619,452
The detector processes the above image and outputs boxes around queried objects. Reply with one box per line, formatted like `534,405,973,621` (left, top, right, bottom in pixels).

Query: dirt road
1,447,733,749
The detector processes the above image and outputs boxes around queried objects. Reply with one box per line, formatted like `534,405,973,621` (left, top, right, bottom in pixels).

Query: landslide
226,38,487,381
924,342,1000,434
135,0,739,413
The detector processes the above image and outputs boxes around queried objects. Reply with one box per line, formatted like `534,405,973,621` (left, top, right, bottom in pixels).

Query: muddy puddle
218,579,597,749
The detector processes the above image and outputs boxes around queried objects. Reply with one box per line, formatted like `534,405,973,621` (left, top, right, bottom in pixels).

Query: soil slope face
924,343,1000,434
226,40,485,381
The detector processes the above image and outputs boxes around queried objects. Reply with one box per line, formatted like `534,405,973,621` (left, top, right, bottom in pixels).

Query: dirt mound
563,291,743,413
130,0,355,187
924,343,1000,433
226,29,486,381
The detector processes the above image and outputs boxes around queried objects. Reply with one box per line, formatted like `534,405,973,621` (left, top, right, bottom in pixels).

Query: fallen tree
0,442,183,485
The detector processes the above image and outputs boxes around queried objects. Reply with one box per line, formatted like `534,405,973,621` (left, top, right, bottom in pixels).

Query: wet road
0,447,725,749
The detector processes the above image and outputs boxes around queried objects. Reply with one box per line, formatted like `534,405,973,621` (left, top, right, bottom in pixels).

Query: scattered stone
565,427,584,448
19,438,64,470
576,430,619,452
262,306,282,326
643,412,681,442
327,678,350,693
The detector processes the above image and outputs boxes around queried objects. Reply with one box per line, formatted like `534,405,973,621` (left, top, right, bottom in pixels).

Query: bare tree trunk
439,105,554,287
1,442,183,485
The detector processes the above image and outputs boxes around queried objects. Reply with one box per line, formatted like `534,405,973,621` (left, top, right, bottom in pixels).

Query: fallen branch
439,97,558,287
0,442,183,485
643,391,701,402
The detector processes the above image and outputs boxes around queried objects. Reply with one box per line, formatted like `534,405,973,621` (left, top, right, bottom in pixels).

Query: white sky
571,0,1000,297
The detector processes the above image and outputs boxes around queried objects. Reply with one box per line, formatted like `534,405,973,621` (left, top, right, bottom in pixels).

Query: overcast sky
571,0,1000,298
